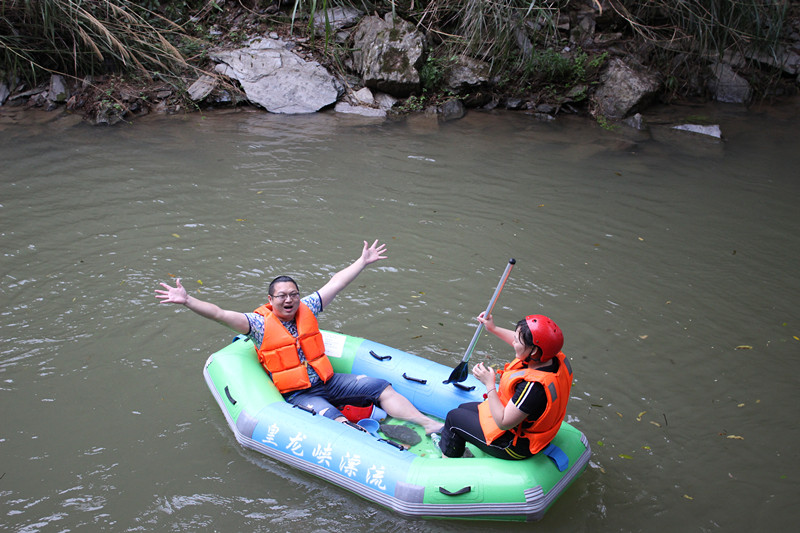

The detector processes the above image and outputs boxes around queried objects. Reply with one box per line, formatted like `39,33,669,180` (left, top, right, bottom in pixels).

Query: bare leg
378,385,444,434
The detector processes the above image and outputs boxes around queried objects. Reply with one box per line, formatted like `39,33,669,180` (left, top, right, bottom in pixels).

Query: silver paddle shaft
459,258,515,364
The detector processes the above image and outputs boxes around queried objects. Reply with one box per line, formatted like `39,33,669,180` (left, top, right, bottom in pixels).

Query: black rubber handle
292,403,317,416
402,373,427,384
439,486,472,496
224,386,237,405
370,350,392,361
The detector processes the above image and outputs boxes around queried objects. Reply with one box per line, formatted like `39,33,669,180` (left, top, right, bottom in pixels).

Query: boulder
591,57,661,119
313,6,364,36
442,55,494,107
0,80,9,106
351,13,426,97
707,62,751,104
48,74,69,103
211,38,343,114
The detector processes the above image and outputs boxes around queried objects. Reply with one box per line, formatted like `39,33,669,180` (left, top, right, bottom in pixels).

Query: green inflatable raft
203,330,590,521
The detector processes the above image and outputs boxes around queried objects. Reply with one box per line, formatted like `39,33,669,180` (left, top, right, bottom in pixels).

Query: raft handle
369,350,392,361
453,382,475,392
378,438,406,451
224,386,237,405
292,404,317,416
439,486,471,496
402,373,427,385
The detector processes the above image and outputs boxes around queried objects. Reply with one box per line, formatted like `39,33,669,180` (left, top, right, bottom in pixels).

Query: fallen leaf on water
735,345,753,350
421,325,428,329
683,494,694,500
236,218,246,222
197,280,203,285
596,441,604,447
172,233,180,238
637,411,647,421
738,403,745,408
794,336,799,341
642,446,651,450
650,421,662,427
639,335,648,340
726,435,744,440
616,412,623,418
168,273,176,278
619,454,632,459
638,237,645,241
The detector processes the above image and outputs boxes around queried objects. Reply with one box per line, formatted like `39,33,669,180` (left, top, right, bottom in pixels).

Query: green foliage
614,0,787,58
522,48,607,88
419,55,455,93
0,0,206,86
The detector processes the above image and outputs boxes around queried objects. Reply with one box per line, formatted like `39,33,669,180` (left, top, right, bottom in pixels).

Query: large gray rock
351,13,426,97
211,38,343,114
708,62,752,104
592,57,661,119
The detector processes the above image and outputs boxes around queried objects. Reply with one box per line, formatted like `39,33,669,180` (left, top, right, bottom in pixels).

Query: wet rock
592,57,661,119
211,38,343,114
333,87,396,117
707,62,752,104
439,99,465,121
351,13,426,97
672,123,722,138
622,112,646,130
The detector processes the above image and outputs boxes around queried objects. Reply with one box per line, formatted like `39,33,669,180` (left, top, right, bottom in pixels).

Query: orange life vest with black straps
478,352,573,455
252,302,334,394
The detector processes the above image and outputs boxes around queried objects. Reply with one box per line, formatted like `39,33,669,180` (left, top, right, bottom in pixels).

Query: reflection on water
1,101,799,532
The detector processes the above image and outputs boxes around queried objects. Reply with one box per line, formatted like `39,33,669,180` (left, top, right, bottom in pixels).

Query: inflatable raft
203,330,590,522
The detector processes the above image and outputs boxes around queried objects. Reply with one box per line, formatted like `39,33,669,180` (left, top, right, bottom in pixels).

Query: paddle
443,258,516,384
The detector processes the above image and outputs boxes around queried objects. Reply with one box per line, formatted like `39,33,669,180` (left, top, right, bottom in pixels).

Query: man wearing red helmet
437,312,573,459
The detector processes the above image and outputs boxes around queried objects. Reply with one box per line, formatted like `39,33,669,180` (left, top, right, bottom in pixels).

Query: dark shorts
285,373,390,420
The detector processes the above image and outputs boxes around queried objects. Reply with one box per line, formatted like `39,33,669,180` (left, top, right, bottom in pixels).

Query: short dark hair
515,318,535,348
269,276,298,296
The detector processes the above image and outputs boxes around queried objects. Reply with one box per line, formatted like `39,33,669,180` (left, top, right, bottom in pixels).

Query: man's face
268,281,300,321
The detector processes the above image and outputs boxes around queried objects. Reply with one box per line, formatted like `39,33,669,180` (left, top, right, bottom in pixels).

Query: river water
1,100,798,532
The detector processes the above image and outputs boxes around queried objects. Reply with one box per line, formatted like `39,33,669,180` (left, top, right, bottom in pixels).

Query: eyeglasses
270,291,300,302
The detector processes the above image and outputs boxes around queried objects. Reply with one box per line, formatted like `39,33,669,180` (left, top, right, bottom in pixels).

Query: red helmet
525,315,564,362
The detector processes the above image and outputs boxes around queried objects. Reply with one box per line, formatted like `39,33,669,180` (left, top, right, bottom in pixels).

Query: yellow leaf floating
650,421,662,427
172,233,180,238
726,435,744,440
735,345,753,350
637,411,647,421
738,403,745,408
684,494,694,500
236,218,246,222
616,412,623,418
197,280,203,285
794,336,799,341
619,454,633,459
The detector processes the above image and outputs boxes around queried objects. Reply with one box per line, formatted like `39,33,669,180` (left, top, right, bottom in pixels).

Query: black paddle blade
443,361,468,384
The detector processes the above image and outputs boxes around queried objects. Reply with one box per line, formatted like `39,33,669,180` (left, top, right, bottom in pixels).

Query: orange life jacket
478,352,573,455
252,302,334,394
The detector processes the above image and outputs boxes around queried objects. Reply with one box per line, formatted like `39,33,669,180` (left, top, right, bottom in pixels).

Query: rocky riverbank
2,1,799,129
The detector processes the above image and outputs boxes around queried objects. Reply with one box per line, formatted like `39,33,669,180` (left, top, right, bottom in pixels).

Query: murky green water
1,101,799,532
